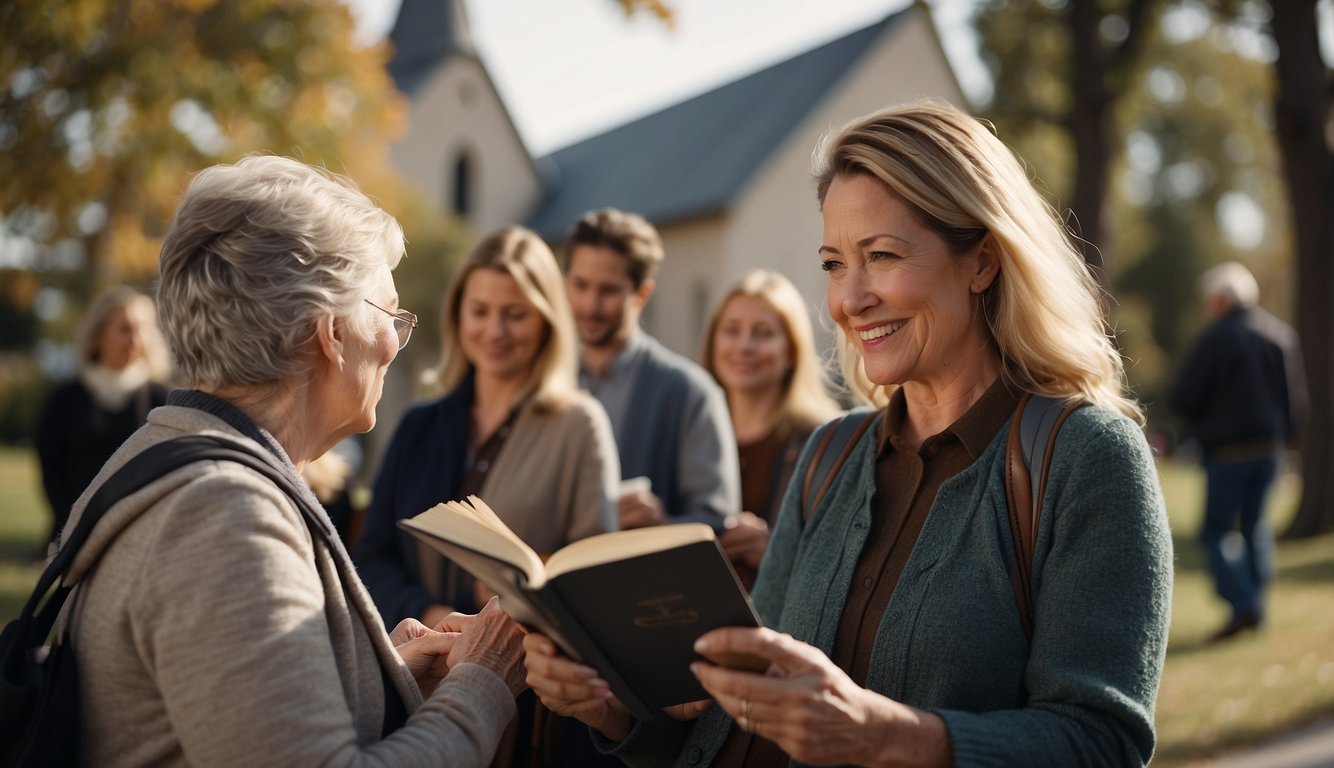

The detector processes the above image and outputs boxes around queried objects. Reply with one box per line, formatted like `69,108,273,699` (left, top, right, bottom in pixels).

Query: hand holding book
397,496,765,720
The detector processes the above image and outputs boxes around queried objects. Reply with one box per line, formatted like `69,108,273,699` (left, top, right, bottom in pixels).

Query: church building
384,0,964,357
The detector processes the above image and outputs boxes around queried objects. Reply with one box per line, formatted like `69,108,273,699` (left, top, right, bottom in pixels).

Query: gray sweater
580,330,739,529
63,403,516,766
607,404,1172,767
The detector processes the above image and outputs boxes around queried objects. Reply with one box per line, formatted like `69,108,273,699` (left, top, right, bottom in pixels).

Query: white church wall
390,58,542,234
725,7,966,357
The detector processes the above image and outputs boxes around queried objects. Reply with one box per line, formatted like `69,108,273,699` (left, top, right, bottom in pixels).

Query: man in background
1170,261,1307,643
562,208,739,531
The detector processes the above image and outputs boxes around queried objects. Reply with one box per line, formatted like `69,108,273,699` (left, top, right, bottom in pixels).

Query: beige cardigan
62,405,515,766
477,391,620,554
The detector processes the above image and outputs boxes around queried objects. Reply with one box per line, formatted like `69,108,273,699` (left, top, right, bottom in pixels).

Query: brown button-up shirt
830,379,1017,685
712,379,1017,767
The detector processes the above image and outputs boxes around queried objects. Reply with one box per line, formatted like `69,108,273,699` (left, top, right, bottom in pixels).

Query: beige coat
478,391,620,554
63,404,514,766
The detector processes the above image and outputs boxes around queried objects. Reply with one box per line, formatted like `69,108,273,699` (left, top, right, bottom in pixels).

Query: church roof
525,9,907,239
387,0,475,95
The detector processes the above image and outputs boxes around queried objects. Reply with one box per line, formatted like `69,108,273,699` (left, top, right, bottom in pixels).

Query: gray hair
157,156,404,389
1200,261,1259,308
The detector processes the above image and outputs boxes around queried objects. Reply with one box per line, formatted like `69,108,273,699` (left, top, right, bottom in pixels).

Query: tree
973,0,1161,285
0,0,407,305
1269,0,1334,537
971,1,1287,427
612,0,675,25
1110,11,1290,423
973,0,1332,534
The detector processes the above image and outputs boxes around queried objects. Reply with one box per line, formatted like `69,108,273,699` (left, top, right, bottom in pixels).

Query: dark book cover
544,539,761,714
398,518,762,721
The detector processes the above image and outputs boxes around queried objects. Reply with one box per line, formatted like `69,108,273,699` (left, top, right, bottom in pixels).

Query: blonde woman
525,101,1172,766
36,286,171,544
355,226,619,627
702,269,840,586
356,226,620,767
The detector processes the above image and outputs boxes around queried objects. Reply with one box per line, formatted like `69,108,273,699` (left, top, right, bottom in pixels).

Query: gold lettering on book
633,595,699,628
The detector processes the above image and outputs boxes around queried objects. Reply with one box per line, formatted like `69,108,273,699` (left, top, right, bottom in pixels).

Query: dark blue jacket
1169,305,1306,456
353,385,471,625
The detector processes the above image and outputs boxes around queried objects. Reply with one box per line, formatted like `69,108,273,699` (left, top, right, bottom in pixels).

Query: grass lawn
1,445,1331,763
1151,460,1334,766
0,445,47,620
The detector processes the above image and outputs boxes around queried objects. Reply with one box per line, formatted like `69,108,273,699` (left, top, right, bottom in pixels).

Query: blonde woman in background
354,226,620,767
702,269,840,587
36,286,171,545
355,225,619,626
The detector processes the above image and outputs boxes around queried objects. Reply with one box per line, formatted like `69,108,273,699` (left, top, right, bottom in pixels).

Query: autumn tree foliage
0,0,408,301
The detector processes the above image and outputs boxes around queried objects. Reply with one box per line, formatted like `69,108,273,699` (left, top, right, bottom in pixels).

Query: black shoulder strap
1004,393,1082,640
801,409,879,522
20,435,328,648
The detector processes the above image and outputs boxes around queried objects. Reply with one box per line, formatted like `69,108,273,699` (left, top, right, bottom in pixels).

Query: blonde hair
437,227,578,410
157,156,404,389
702,270,841,432
813,100,1141,422
77,286,172,381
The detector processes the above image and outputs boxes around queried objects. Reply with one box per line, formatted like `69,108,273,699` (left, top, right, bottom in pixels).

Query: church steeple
386,0,475,94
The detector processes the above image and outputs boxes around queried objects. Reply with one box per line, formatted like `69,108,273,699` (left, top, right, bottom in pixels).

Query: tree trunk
1065,0,1112,287
1271,2,1334,538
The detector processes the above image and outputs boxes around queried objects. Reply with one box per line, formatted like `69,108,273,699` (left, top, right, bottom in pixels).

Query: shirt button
863,576,874,590
687,747,703,764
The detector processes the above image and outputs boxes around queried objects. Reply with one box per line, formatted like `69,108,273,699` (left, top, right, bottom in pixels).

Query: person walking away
1169,261,1307,643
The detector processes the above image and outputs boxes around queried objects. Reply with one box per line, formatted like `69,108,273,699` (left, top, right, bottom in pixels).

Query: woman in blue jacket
523,101,1172,767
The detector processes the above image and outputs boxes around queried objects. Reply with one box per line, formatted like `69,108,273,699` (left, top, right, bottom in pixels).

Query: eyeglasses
364,299,418,350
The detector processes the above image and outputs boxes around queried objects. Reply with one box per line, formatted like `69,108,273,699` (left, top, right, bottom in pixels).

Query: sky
341,0,988,157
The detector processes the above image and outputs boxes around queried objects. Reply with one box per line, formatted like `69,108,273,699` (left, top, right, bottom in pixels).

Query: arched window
450,151,473,218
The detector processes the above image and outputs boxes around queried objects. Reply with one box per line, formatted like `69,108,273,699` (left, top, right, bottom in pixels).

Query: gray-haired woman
59,156,525,765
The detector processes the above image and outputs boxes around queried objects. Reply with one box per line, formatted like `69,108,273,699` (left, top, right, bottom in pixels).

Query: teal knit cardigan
605,404,1173,767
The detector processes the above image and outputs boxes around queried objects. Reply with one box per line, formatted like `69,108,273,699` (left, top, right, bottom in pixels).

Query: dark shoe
1206,611,1262,644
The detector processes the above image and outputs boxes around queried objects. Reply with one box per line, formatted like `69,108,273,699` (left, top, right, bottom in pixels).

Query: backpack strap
2,435,350,761
1004,393,1082,640
795,395,1080,641
801,409,879,522
21,435,328,649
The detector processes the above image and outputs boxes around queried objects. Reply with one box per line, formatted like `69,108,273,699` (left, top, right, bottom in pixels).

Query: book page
544,523,716,581
399,500,544,585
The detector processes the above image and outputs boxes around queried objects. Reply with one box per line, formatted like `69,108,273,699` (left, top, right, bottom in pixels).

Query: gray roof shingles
388,0,465,95
524,9,905,239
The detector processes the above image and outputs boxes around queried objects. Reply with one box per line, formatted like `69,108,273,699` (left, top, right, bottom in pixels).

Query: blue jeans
1199,456,1278,619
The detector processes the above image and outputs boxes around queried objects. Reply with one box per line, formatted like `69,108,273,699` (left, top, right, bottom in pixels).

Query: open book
397,496,763,720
